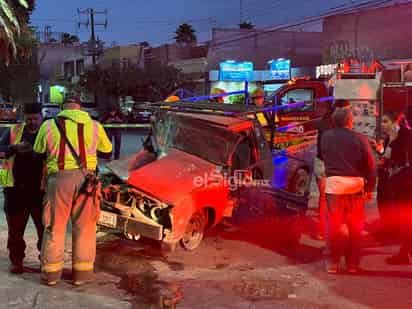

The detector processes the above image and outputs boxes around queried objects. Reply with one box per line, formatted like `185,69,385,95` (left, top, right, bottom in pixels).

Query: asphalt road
0,131,411,308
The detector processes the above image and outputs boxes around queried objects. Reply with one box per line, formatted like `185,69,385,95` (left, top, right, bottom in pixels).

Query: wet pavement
0,197,412,308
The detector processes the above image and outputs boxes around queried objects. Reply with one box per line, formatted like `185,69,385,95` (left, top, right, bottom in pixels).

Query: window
122,58,131,69
76,59,84,76
64,61,75,79
279,88,314,112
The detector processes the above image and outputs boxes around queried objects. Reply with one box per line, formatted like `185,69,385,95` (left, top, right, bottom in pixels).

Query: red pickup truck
98,104,316,251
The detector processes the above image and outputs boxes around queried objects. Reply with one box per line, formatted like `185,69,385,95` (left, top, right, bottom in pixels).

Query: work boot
72,270,94,286
9,263,24,274
42,280,58,286
385,253,410,265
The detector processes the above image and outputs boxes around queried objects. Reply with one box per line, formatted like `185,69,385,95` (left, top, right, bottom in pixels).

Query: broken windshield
153,112,240,166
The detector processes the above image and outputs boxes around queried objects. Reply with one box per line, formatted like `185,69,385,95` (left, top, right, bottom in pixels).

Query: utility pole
78,8,108,65
78,8,107,105
240,0,244,24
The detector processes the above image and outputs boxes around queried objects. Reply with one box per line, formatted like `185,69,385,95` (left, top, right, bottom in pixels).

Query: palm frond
0,0,20,34
0,14,16,57
18,0,29,9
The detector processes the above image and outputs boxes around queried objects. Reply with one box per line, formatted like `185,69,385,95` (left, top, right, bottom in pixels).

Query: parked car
81,102,100,120
41,103,61,120
98,103,316,251
128,102,152,123
0,103,17,123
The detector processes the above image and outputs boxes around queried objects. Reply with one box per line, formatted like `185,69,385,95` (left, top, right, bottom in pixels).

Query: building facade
37,42,92,103
144,43,209,95
208,28,323,71
322,2,412,63
102,44,145,69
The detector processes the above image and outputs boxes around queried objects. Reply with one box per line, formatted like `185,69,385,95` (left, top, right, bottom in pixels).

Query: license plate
98,211,117,228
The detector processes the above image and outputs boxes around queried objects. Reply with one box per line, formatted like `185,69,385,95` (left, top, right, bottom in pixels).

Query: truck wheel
290,168,310,196
180,211,207,251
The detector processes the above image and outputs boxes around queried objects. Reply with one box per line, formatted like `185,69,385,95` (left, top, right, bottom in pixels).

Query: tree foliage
79,64,195,105
61,32,80,45
0,1,38,103
174,23,197,45
0,0,35,62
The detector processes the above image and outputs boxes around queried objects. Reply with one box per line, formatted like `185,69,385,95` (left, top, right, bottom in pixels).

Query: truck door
277,88,317,133
231,125,311,229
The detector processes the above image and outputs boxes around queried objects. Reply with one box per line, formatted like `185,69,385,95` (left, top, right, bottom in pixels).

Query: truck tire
289,168,310,196
180,211,207,251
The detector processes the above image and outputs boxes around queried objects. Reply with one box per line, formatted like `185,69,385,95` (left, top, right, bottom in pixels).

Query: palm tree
61,32,80,44
0,0,32,62
239,21,254,29
174,23,197,45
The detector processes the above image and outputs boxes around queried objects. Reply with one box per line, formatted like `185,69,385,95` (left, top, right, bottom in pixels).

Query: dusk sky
30,0,399,46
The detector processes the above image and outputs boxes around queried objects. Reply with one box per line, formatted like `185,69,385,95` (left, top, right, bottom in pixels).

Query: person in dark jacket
375,111,412,264
0,103,44,274
313,99,351,240
101,107,124,160
321,107,376,274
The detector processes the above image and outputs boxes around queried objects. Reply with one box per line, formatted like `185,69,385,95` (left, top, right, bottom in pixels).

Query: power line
78,8,108,64
135,17,216,24
211,0,394,49
31,18,76,24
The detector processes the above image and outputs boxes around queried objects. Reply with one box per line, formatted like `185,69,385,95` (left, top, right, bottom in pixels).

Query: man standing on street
0,103,45,274
313,100,351,240
34,97,112,286
321,107,376,274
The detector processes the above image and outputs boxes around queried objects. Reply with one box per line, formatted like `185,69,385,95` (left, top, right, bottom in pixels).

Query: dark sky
30,0,396,46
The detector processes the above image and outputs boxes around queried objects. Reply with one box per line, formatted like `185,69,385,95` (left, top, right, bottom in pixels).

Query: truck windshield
154,112,240,166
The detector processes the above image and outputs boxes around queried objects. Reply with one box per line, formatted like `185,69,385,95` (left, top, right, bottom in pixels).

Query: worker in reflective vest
250,88,278,127
0,103,45,274
33,97,112,286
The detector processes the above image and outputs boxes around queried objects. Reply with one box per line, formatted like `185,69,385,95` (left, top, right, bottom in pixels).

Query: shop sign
219,60,254,82
269,58,291,80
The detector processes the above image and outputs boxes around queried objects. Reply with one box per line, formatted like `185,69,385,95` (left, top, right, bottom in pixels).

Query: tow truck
97,99,318,251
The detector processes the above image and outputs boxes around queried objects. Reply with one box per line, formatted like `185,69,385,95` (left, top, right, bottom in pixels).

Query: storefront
262,58,291,100
208,58,317,103
209,60,257,103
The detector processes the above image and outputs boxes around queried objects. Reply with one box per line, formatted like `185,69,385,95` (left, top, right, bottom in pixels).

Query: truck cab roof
175,112,254,133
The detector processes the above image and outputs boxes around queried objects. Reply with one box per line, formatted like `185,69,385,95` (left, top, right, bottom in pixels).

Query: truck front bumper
98,210,164,240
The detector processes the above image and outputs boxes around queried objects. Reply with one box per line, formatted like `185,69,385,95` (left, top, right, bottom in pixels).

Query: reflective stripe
77,123,87,168
10,124,23,144
57,118,66,170
256,113,268,126
86,121,99,156
72,262,94,272
46,121,59,157
10,126,17,144
41,261,64,273
0,124,24,187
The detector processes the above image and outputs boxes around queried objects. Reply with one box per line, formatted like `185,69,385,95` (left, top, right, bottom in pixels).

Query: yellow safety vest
34,110,112,174
256,112,268,127
0,124,25,187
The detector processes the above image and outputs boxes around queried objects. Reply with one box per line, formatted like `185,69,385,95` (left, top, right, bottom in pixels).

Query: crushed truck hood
127,148,218,204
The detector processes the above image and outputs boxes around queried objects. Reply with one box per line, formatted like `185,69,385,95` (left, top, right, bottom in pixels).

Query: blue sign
269,59,291,80
219,61,254,82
